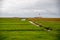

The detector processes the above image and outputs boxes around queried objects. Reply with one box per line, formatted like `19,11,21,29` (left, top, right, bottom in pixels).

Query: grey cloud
0,0,60,18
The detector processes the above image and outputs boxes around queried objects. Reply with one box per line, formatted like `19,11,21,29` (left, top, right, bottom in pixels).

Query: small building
21,18,26,21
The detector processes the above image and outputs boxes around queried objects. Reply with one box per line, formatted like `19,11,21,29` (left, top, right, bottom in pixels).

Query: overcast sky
0,0,60,18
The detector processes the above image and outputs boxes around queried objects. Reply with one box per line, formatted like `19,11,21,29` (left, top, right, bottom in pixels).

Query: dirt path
29,21,41,27
29,20,52,31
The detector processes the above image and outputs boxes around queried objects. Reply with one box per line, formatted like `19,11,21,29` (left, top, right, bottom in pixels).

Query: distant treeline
0,17,60,21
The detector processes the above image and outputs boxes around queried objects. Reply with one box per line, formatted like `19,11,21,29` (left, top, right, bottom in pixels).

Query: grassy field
0,18,60,40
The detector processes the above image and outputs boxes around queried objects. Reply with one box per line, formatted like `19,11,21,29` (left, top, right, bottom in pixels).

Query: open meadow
0,18,60,40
